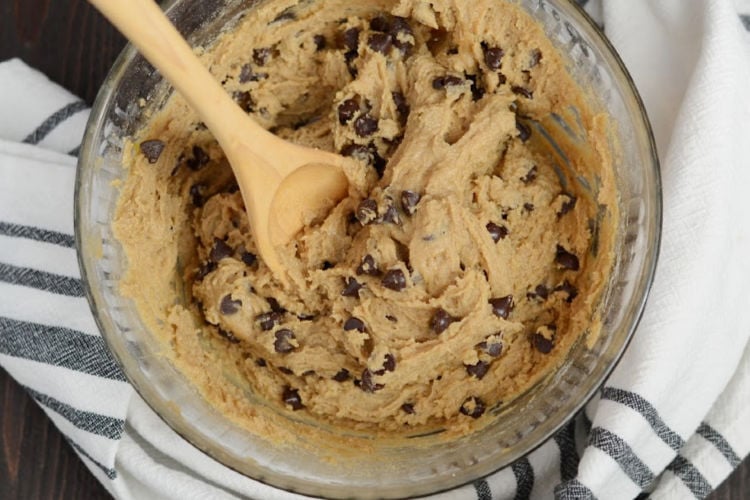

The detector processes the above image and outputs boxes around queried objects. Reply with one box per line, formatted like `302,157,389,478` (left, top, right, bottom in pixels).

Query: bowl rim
74,0,663,497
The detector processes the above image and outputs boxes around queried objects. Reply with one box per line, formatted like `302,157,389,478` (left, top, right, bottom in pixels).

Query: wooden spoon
89,0,350,279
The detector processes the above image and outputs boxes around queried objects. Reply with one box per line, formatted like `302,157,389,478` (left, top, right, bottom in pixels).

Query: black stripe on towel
741,15,749,31
68,143,82,157
511,458,534,500
0,263,83,297
590,426,655,488
0,221,75,248
696,423,741,468
554,478,596,499
666,455,711,498
601,387,684,451
554,419,580,482
0,316,125,381
67,437,118,479
473,479,492,500
22,100,88,145
26,386,125,441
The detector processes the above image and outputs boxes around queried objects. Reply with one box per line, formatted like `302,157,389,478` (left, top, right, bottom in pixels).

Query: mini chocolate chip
190,183,207,207
210,238,233,262
486,222,508,243
430,308,457,334
556,245,580,271
498,73,507,84
532,332,554,354
558,194,577,216
524,202,535,212
356,198,379,225
482,44,504,70
282,386,303,410
343,317,367,333
322,260,334,270
232,90,254,112
253,47,273,66
466,361,490,379
341,143,373,163
529,284,549,300
241,251,257,266
401,403,415,414
522,165,538,184
341,277,363,297
354,114,379,137
297,313,316,321
360,368,384,392
386,314,398,323
266,297,286,313
516,119,532,142
342,27,360,51
460,396,486,418
555,280,579,303
401,190,421,215
195,261,216,281
256,358,267,367
372,150,387,178
529,48,543,67
382,204,401,225
512,86,534,99
432,75,463,90
392,91,410,125
338,97,360,125
489,296,514,319
382,269,407,291
383,353,396,372
333,368,351,382
370,13,391,32
357,254,381,276
479,340,503,357
314,34,327,51
390,17,414,55
256,311,281,331
186,145,210,170
279,366,294,375
368,32,392,54
140,140,165,163
239,63,267,83
466,73,486,101
220,295,242,315
217,327,240,344
274,329,296,354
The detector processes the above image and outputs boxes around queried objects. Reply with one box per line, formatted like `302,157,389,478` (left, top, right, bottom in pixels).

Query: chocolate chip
486,222,508,243
239,63,267,83
427,28,448,55
529,48,543,67
370,13,391,32
342,27,360,51
466,73,486,101
241,251,257,266
253,47,273,66
482,43,504,70
314,34,327,51
341,277,363,297
516,118,532,142
195,261,216,281
140,140,165,163
489,296,514,319
368,32,392,54
297,313,316,321
210,238,233,262
392,91,410,125
466,361,490,380
357,254,381,276
432,75,463,90
557,194,577,217
340,143,373,163
460,396,485,418
322,260,334,270
190,183,207,207
522,165,538,184
338,97,360,125
479,340,503,357
274,329,296,354
360,368,384,392
498,73,507,85
382,269,407,291
282,386,303,410
382,204,401,225
356,198,379,225
343,317,367,333
382,353,396,372
217,327,240,344
532,332,554,354
266,297,285,313
401,403,415,414
256,358,267,367
354,114,379,137
390,17,414,55
555,280,579,303
555,245,580,271
256,312,281,331
333,368,351,382
386,314,398,323
186,145,210,170
220,295,242,315
512,86,534,99
430,308,457,334
400,190,421,216
232,90,254,112
524,202,535,212
528,284,549,300
372,151,387,178
279,367,294,375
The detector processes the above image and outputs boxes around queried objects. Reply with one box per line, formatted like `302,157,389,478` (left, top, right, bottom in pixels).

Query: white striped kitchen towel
1,0,750,498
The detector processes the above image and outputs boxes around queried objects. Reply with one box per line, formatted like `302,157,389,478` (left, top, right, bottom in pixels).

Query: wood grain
0,0,747,498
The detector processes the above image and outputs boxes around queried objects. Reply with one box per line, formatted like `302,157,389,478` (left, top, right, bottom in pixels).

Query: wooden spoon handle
88,0,277,157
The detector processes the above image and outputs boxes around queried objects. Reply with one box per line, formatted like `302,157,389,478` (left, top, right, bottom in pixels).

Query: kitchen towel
1,0,750,498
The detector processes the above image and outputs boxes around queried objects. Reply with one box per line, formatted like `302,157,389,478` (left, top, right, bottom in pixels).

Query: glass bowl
75,0,661,497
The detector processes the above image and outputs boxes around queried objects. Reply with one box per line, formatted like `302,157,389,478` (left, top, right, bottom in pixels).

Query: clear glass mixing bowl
75,0,661,497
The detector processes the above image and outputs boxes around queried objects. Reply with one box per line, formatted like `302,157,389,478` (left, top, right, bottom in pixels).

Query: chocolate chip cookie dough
114,0,617,437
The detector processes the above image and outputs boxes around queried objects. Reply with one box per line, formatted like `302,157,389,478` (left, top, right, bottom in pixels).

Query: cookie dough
114,0,617,436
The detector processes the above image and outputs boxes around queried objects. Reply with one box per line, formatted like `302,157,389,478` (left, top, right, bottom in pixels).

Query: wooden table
0,1,747,498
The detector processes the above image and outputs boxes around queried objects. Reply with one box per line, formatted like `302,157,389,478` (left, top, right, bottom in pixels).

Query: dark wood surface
0,0,747,499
